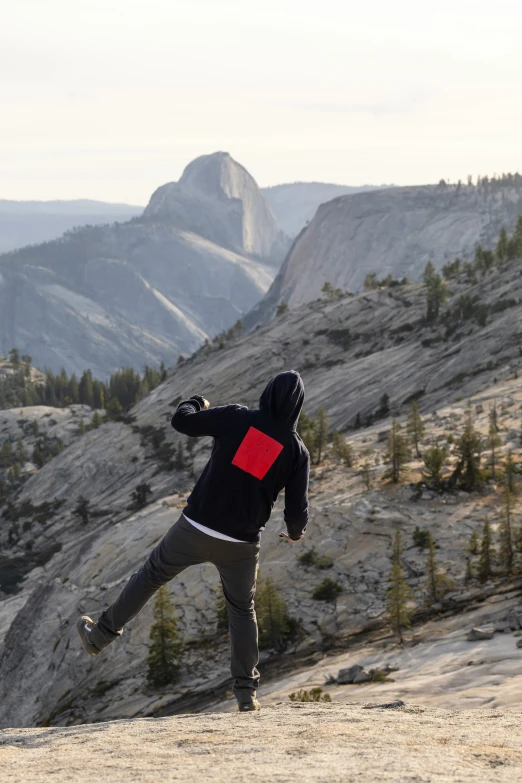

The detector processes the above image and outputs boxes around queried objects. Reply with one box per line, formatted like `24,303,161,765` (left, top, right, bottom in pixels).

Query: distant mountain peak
144,152,288,260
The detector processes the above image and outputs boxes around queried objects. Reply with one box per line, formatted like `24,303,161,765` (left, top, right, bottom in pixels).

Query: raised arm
171,395,245,438
282,449,310,541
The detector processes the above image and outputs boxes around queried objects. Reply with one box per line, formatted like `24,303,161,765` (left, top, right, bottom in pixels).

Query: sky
2,0,522,204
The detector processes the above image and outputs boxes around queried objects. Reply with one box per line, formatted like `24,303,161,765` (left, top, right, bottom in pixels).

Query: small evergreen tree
315,408,329,465
132,482,152,509
331,431,353,466
422,444,447,486
74,496,91,525
487,403,502,480
504,451,516,495
407,401,425,458
452,402,484,490
386,419,409,484
496,226,508,261
297,412,317,461
498,489,515,575
105,397,124,421
425,533,456,604
147,586,183,687
378,393,390,417
468,529,480,555
464,557,473,583
478,516,494,583
387,531,411,643
91,410,102,429
256,576,293,650
276,302,288,316
361,460,371,490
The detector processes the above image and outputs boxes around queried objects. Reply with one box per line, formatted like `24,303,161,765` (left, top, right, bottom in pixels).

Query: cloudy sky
2,0,521,203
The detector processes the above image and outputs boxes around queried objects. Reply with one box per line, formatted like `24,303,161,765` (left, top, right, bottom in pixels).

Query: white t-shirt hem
183,514,249,543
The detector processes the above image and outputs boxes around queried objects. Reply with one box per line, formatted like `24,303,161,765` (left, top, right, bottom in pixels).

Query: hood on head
259,370,305,430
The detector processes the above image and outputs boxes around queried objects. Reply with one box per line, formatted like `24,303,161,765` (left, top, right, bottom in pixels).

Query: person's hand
279,531,304,542
201,398,210,410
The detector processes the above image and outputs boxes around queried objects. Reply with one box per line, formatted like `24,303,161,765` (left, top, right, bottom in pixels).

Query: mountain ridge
248,180,522,326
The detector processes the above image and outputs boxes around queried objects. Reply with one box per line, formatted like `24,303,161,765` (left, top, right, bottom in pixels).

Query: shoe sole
238,701,261,712
76,615,100,657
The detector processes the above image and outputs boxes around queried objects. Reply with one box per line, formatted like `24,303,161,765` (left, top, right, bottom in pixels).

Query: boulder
516,639,522,649
353,670,371,684
466,626,495,641
337,665,365,685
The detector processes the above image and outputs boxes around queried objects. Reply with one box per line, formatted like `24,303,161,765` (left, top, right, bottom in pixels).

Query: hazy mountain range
0,199,143,254
0,153,286,378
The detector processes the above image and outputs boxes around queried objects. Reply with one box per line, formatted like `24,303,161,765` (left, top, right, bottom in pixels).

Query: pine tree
496,226,508,261
147,586,183,687
504,451,516,495
256,576,292,650
423,260,436,285
487,403,502,480
478,517,494,583
407,402,425,457
422,444,447,486
386,419,409,484
425,533,456,604
315,408,329,465
332,431,353,466
468,529,480,555
387,531,411,643
297,412,317,461
452,402,483,490
464,557,473,583
361,460,371,490
105,397,123,421
132,482,152,509
91,410,102,429
74,496,90,525
498,489,515,575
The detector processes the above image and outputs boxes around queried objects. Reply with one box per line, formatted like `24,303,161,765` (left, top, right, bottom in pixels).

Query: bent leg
214,541,260,702
91,515,205,650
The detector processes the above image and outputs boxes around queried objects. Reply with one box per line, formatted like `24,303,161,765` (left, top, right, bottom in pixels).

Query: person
77,370,310,712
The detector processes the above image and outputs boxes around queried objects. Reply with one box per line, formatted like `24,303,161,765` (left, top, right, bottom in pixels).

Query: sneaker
237,698,261,712
76,615,101,657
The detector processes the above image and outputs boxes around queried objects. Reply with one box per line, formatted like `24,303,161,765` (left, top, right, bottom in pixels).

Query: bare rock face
0,154,284,378
247,182,522,325
145,152,288,262
262,182,386,237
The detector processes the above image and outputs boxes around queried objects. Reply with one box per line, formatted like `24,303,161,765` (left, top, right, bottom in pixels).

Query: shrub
288,688,331,703
313,578,343,601
412,526,430,549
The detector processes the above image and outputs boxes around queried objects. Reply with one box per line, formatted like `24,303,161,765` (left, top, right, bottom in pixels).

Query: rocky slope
262,181,385,237
0,153,283,378
2,703,521,783
0,199,143,254
247,181,522,325
0,261,521,728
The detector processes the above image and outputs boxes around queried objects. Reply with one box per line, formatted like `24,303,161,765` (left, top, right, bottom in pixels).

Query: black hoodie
171,371,310,542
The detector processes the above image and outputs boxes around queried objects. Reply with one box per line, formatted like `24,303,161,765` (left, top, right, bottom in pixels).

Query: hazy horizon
3,0,521,203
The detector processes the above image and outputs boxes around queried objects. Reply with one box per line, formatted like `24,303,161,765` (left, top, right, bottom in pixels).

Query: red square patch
231,426,283,480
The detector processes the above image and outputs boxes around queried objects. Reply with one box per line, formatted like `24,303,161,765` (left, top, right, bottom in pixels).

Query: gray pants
90,514,260,700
